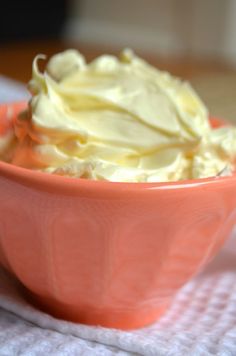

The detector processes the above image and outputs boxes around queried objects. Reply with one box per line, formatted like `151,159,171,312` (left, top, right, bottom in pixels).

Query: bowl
0,102,235,330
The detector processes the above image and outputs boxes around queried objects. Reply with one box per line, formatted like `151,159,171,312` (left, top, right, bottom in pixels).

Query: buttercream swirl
3,49,236,182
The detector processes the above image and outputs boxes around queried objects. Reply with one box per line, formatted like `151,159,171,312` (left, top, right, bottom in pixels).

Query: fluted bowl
0,102,235,329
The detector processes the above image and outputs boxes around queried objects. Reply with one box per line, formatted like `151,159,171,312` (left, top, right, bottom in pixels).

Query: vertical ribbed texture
0,234,235,355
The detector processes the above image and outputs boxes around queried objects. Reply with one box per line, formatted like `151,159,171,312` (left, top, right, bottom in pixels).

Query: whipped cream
3,49,236,182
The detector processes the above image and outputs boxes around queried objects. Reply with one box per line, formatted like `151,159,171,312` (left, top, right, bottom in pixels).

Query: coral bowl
0,102,235,329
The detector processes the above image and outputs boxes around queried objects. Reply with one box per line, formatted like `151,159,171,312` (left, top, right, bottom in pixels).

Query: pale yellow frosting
7,49,236,181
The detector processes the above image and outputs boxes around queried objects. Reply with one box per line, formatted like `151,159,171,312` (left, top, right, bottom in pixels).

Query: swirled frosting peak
6,49,236,181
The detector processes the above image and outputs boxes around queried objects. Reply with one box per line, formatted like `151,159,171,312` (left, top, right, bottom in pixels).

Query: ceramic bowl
0,102,235,329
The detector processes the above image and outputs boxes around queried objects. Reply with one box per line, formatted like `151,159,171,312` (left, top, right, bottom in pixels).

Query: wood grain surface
1,40,236,121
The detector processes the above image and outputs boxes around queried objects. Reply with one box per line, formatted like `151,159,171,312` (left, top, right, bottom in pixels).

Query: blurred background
66,0,236,65
0,0,236,120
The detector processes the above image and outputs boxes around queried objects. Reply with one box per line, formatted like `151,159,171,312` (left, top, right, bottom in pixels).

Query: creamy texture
2,49,236,182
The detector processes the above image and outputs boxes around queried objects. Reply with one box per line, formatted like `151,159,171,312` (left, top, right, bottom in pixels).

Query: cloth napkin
0,77,236,355
0,76,30,103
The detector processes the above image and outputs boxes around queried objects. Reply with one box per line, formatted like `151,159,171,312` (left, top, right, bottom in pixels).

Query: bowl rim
0,159,235,192
0,101,236,194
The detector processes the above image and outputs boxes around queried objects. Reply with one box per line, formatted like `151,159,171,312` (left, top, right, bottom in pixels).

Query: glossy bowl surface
0,102,235,329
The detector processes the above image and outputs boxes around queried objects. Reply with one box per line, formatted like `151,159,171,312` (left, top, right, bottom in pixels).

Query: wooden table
1,40,236,121
0,40,234,83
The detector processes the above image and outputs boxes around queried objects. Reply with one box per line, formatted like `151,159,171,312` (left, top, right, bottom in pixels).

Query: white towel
0,78,236,355
0,76,30,103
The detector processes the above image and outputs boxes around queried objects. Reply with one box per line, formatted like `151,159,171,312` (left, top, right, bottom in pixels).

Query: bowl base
22,287,169,330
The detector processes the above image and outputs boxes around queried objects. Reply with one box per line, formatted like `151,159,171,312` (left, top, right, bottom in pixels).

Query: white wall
65,0,236,65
